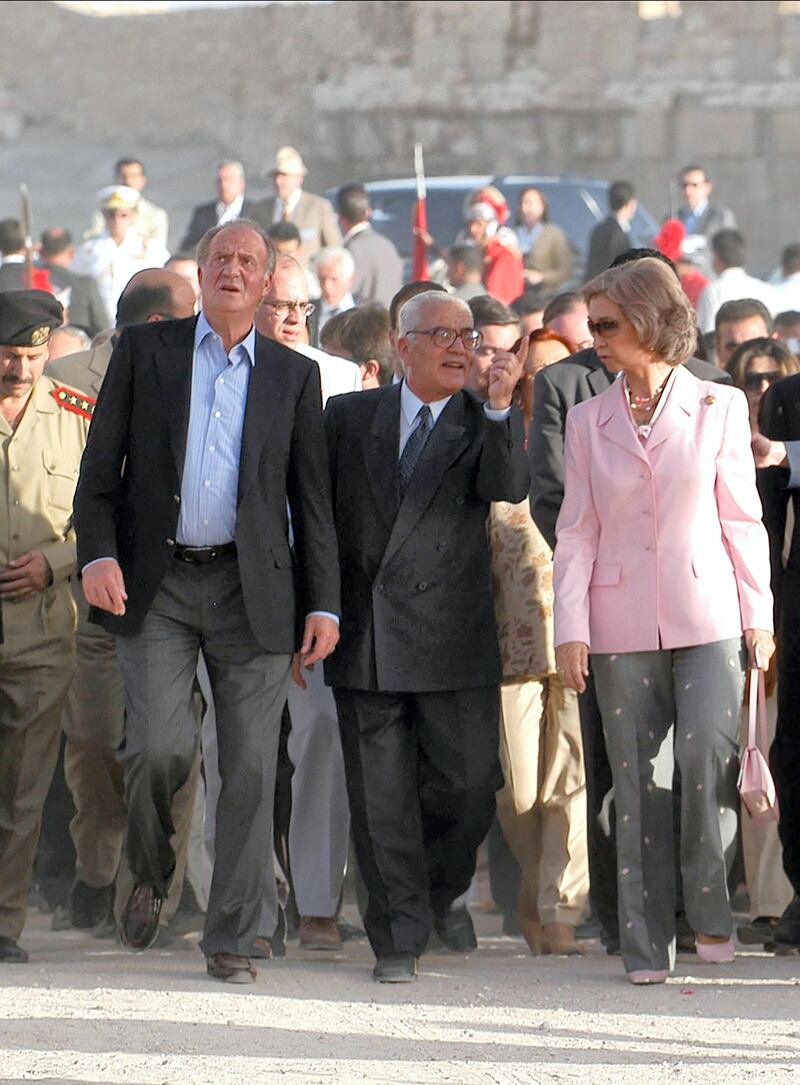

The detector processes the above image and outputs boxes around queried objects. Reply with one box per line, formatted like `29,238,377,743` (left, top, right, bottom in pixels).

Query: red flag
411,142,429,282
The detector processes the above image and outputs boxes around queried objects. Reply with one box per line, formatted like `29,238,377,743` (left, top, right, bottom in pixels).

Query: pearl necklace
627,373,671,414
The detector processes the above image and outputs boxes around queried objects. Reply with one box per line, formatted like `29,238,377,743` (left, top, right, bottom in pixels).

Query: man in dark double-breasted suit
324,291,530,982
74,222,340,984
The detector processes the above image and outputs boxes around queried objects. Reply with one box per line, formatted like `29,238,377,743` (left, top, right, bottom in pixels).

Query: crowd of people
0,147,798,989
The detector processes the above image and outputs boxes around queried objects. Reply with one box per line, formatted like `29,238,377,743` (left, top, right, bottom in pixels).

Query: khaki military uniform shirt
0,375,91,641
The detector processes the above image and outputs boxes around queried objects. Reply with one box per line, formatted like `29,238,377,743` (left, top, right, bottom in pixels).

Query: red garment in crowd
680,267,709,310
483,237,524,305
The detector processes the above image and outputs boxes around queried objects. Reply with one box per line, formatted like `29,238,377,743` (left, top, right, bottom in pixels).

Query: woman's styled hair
725,336,799,389
584,256,697,365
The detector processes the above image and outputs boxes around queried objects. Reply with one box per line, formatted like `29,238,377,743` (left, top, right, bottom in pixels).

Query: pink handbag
738,668,779,823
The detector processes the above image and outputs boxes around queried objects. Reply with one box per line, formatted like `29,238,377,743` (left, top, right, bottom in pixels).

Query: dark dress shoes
774,895,800,948
70,879,115,930
207,952,257,984
434,906,477,953
119,885,163,951
373,952,418,983
0,936,28,963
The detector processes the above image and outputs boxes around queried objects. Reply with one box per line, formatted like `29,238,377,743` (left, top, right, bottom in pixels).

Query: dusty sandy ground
0,909,798,1085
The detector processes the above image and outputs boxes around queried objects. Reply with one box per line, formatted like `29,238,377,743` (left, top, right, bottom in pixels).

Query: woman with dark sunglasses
726,337,799,435
553,257,774,984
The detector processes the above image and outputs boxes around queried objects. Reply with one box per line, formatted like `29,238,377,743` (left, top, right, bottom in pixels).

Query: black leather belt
173,542,237,564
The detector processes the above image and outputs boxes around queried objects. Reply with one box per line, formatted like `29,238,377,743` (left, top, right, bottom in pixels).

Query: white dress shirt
216,194,245,226
399,380,511,457
697,266,778,334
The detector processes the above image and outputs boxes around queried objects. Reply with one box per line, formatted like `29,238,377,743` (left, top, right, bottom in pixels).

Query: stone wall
0,0,798,265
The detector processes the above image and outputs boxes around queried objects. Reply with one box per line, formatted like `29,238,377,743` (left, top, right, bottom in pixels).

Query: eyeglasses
405,326,483,350
744,370,781,390
587,318,625,339
262,300,315,318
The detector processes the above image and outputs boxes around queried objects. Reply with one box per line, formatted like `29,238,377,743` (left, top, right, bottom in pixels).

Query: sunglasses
587,318,624,339
744,370,782,390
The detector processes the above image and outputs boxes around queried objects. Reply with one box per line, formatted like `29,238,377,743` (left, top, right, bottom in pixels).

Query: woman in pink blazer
553,258,774,984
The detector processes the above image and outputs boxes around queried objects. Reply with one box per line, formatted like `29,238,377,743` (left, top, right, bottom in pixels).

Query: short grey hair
398,291,471,338
195,218,275,272
315,245,355,278
218,159,245,178
584,257,697,365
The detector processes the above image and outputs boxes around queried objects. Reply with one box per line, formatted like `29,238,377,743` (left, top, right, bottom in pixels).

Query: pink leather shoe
696,938,735,963
627,969,669,985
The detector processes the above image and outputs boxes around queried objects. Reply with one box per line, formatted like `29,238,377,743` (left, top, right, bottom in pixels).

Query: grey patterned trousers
592,638,745,973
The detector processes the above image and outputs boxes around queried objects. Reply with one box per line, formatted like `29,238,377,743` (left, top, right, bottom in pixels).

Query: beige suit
47,343,202,924
489,498,589,925
0,376,89,941
254,190,342,266
523,222,573,292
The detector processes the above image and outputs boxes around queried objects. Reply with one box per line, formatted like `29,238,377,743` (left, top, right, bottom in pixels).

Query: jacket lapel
153,316,197,479
238,333,285,505
585,352,614,398
645,365,698,451
365,383,402,530
597,377,650,465
381,393,471,567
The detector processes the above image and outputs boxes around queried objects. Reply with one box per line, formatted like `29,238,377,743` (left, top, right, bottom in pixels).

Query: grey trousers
115,556,291,958
592,638,744,974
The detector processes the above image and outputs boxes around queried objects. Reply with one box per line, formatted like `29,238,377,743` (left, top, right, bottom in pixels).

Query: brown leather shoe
541,922,586,956
119,885,162,951
206,952,257,983
299,915,343,951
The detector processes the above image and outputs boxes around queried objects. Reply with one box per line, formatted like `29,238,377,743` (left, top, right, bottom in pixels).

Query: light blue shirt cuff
786,441,800,488
483,404,512,422
307,610,340,626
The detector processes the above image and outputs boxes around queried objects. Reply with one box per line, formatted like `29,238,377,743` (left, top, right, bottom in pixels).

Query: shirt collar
194,310,256,367
401,379,452,425
342,222,370,244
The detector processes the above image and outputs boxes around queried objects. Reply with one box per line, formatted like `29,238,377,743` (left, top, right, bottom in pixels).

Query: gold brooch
704,395,716,406
30,325,50,346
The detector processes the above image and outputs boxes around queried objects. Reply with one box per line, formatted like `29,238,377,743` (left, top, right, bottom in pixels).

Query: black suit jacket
758,374,800,619
178,198,261,253
529,348,733,548
584,217,631,282
74,316,340,651
324,384,530,692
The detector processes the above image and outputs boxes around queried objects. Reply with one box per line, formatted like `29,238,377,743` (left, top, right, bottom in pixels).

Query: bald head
256,255,311,349
116,268,196,328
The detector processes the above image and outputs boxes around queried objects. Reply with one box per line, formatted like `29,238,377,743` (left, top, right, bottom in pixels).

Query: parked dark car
327,174,658,283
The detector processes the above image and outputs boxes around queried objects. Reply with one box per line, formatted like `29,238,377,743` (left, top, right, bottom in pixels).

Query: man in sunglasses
325,291,529,982
676,165,736,277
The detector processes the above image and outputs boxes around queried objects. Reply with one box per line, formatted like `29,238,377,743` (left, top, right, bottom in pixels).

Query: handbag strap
747,667,769,754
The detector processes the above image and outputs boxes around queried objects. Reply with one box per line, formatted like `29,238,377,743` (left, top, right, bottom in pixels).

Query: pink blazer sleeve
716,390,774,632
553,407,599,648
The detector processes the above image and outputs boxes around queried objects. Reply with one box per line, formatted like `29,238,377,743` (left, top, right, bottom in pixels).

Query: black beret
0,289,63,347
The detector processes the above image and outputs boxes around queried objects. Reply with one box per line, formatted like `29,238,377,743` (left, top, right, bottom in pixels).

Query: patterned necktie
399,404,432,494
281,201,291,222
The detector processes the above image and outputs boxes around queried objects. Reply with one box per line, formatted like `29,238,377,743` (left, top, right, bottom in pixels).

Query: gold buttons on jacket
704,395,716,406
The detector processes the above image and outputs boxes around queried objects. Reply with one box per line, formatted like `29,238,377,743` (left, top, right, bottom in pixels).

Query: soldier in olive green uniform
0,290,92,963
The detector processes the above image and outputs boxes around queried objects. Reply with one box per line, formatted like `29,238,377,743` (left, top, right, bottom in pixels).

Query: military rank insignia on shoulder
50,385,96,420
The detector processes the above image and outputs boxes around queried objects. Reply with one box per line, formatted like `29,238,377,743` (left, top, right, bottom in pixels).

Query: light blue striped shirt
177,312,255,546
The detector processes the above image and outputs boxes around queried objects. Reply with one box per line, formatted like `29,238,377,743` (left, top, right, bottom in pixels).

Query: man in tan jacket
0,290,91,963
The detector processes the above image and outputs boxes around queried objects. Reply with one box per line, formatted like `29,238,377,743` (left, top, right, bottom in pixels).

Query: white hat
97,184,140,211
270,146,307,177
